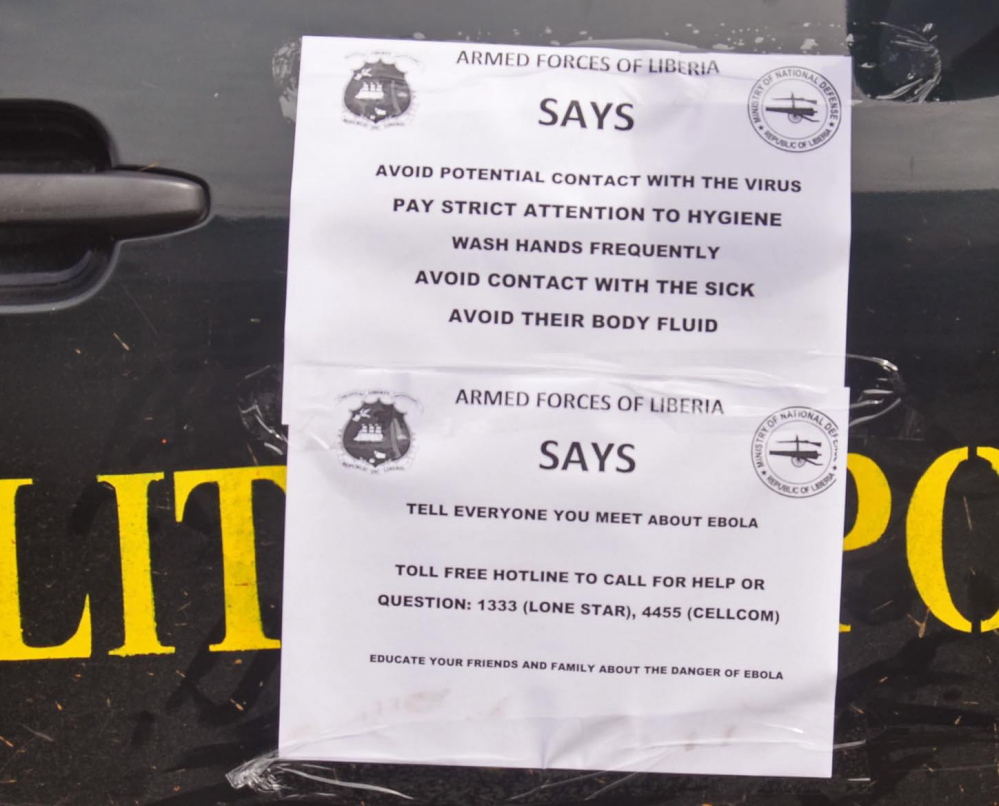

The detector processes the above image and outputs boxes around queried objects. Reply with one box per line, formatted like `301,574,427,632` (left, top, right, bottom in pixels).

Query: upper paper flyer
284,37,852,417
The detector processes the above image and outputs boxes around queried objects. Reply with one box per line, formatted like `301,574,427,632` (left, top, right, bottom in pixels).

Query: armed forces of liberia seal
339,394,418,472
748,66,842,153
752,407,839,498
343,56,413,126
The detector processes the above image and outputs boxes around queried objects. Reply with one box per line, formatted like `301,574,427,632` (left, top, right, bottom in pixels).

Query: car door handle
0,100,210,313
0,170,207,239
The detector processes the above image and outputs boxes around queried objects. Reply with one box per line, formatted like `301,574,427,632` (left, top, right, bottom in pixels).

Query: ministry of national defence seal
752,407,839,498
748,66,842,153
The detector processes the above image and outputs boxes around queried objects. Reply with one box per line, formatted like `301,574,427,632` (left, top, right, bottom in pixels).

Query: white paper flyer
280,37,853,779
278,369,848,777
284,37,852,417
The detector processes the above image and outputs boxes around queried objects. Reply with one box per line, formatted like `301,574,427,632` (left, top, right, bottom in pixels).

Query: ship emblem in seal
344,59,412,124
342,400,412,467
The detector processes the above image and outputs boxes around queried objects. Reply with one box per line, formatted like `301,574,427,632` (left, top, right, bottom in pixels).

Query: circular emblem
342,399,412,468
751,407,839,498
748,66,842,153
344,59,412,124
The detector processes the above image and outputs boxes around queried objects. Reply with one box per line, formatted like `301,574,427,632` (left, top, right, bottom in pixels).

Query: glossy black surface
1,2,998,804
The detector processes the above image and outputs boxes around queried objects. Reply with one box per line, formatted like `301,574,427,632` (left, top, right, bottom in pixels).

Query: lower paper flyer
278,368,849,778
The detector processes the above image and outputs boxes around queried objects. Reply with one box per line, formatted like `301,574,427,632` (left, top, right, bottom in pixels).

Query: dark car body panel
1,1,998,804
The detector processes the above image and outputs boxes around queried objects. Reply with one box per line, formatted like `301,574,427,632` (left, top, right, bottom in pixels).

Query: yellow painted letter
839,453,892,633
907,448,972,632
0,479,92,660
174,467,284,652
844,453,892,551
969,447,999,632
99,472,174,656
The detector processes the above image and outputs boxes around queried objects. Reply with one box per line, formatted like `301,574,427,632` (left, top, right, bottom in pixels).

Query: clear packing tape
227,736,873,801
